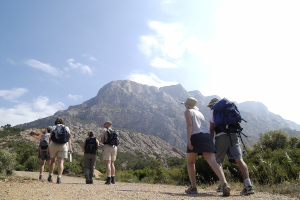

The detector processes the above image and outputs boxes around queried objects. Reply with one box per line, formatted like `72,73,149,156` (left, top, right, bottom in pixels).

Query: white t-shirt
186,109,209,135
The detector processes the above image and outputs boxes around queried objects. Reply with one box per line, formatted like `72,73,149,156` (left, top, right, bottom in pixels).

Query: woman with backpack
38,126,52,180
182,97,230,196
47,117,72,184
82,131,99,184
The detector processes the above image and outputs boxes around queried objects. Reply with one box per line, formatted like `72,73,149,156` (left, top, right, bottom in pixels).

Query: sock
107,175,111,178
245,178,252,187
40,174,43,176
111,175,115,177
49,173,53,176
58,175,61,178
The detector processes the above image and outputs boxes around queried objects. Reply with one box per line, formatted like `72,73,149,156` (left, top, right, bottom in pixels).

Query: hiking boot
57,177,62,184
86,176,90,184
222,183,230,197
240,186,255,195
105,177,111,185
111,176,115,184
47,175,53,182
216,183,222,192
185,186,198,194
90,177,93,184
39,175,43,180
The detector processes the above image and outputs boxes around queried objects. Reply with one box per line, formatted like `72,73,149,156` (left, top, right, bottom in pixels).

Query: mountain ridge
15,80,300,146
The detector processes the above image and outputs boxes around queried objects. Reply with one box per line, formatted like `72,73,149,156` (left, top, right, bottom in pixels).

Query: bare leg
40,160,46,175
49,157,56,174
105,160,111,176
235,158,249,179
111,161,115,176
186,153,197,188
203,152,227,185
57,157,64,176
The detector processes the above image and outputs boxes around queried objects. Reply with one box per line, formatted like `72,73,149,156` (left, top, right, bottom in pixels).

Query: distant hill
16,80,300,147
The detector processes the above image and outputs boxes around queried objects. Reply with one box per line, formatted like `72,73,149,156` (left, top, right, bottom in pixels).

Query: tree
253,130,288,151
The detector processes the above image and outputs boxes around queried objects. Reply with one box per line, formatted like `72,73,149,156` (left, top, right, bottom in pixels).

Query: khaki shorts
49,142,68,159
103,144,117,161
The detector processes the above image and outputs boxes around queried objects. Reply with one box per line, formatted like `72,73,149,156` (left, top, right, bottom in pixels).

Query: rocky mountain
7,126,185,158
16,80,300,147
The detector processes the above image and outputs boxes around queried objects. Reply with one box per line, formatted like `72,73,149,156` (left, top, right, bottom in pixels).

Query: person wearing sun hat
182,97,230,196
207,97,254,195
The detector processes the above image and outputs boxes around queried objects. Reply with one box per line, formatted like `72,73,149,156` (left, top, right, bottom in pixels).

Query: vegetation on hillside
0,126,299,197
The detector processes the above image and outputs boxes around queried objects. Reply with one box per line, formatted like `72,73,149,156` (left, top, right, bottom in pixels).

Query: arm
96,139,100,150
68,130,73,154
47,131,52,156
82,140,86,150
38,144,40,158
184,109,193,150
210,122,215,139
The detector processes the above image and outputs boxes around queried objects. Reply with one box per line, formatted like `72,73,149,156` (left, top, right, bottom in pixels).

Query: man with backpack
38,126,52,180
83,131,99,184
101,121,118,184
47,117,72,184
207,98,254,195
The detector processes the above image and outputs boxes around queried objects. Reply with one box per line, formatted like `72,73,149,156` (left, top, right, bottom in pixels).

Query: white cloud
7,58,16,65
127,72,178,88
150,57,178,68
68,94,82,101
24,59,61,76
82,54,97,61
0,88,28,101
67,59,93,75
0,96,65,126
139,21,199,68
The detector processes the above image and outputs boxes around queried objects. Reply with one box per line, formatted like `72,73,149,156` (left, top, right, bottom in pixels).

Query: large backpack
85,137,97,154
40,133,50,150
104,129,119,146
51,125,70,144
213,98,247,146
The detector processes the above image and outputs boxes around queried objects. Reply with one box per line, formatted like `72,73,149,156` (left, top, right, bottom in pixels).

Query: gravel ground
0,171,297,200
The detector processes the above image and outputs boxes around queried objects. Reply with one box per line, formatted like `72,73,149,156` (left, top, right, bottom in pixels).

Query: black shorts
186,133,216,155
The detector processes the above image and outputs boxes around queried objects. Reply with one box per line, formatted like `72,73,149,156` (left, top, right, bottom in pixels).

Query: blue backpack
213,98,247,146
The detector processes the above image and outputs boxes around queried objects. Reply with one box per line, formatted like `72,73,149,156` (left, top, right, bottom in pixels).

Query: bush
0,149,17,174
63,162,83,175
24,156,40,171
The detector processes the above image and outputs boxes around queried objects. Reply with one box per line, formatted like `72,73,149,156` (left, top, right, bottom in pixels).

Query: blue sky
1,0,300,126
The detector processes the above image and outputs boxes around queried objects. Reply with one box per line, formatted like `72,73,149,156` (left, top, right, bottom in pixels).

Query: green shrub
0,149,17,174
63,162,83,175
24,156,40,171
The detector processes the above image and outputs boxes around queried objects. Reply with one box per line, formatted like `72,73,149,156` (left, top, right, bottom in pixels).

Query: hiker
207,98,254,195
38,126,52,180
47,117,72,184
101,121,117,184
182,97,230,196
82,131,99,184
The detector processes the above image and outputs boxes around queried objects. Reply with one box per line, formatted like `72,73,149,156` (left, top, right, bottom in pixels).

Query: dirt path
0,171,296,200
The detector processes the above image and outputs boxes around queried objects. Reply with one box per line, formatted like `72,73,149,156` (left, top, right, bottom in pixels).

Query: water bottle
68,152,72,162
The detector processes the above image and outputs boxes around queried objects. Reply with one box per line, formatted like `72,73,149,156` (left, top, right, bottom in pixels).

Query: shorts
49,142,68,159
186,133,216,155
103,144,117,161
40,150,50,161
215,134,242,163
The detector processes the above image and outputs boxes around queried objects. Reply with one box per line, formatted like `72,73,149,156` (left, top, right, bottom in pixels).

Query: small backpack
85,137,97,154
104,129,119,146
40,133,50,150
213,98,248,147
51,125,70,144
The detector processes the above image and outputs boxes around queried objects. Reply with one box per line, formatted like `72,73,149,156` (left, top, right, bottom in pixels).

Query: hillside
15,80,300,147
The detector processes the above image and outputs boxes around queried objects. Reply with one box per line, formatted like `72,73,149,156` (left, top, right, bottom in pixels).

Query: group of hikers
37,97,255,197
38,117,117,185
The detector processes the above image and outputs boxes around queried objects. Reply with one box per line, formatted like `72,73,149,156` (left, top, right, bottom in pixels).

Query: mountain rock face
16,80,300,147
14,127,186,158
